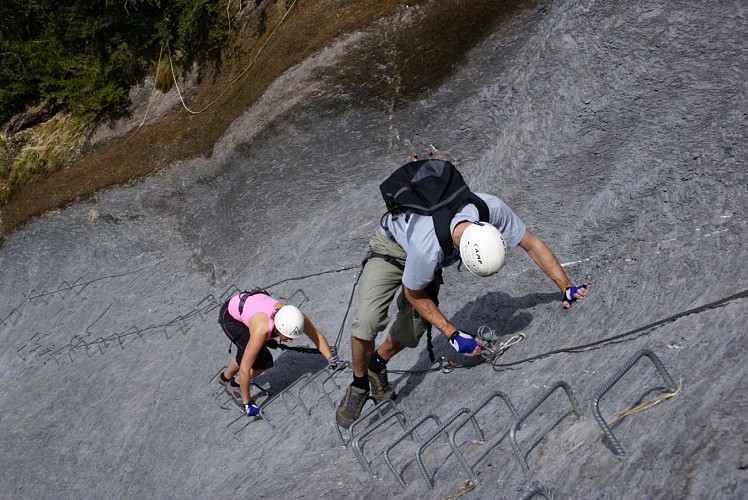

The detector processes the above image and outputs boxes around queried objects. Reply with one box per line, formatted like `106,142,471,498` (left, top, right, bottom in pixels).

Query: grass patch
0,114,87,205
155,57,175,92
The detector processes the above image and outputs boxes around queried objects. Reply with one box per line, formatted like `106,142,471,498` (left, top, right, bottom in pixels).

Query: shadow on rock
450,290,559,338
254,348,328,395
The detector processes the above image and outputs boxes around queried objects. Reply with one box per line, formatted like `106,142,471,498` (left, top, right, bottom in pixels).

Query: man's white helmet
459,222,507,277
274,305,305,339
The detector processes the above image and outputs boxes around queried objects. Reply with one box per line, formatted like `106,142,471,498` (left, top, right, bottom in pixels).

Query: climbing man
218,290,336,418
335,157,591,428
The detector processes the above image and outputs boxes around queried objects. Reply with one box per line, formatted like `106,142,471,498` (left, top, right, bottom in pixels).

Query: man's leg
367,333,405,401
348,255,403,386
336,253,402,428
368,279,440,401
378,333,406,359
351,336,375,378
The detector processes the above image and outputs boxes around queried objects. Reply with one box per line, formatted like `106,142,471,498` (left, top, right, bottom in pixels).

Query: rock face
0,0,746,498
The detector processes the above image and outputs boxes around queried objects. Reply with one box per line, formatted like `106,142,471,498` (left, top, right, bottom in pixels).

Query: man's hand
562,279,592,309
449,330,483,354
245,401,261,417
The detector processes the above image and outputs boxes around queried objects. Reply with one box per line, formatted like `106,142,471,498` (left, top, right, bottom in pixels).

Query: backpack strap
434,194,490,260
433,208,457,260
237,292,250,315
237,289,270,315
469,193,490,223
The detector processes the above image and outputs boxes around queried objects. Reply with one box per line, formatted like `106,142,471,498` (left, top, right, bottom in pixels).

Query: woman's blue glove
244,401,261,417
449,330,480,354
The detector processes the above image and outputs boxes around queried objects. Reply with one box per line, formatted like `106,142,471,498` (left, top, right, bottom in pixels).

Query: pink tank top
227,293,280,340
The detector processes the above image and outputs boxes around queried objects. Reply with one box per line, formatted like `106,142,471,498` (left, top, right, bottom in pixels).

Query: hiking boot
224,381,242,405
335,385,370,429
368,368,396,401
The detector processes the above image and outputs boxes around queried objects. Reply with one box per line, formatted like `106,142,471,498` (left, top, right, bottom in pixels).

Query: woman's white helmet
459,222,507,277
274,305,305,339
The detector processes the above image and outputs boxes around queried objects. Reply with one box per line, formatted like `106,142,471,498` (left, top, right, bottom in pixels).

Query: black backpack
379,159,489,260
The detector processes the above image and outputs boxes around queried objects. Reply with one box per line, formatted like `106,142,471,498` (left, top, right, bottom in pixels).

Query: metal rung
163,316,187,339
219,366,340,441
207,367,275,440
383,413,443,490
5,306,22,325
226,407,274,440
219,285,241,303
284,289,309,308
448,390,519,467
118,326,145,348
415,408,477,490
208,367,272,411
27,289,50,305
68,334,90,361
509,381,581,474
226,383,278,439
278,373,312,415
336,398,401,448
517,481,558,500
195,294,219,321
84,336,110,356
350,400,409,476
56,281,75,298
295,364,349,415
70,277,87,295
591,348,678,457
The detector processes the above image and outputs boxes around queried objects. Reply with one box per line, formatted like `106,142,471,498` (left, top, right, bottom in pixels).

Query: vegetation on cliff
0,0,237,203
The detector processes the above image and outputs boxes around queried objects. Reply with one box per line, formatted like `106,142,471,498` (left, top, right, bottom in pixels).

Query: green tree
0,0,229,125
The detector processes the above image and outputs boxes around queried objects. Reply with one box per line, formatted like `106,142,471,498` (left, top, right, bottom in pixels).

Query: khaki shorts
350,232,436,348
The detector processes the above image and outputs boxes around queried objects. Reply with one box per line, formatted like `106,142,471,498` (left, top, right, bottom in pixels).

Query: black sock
368,351,389,374
352,375,370,391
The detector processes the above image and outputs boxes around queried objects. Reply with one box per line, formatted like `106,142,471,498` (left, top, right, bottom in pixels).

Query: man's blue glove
563,284,587,304
449,330,480,354
244,401,261,417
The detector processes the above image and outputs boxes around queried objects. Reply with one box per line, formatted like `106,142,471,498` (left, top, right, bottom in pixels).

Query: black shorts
218,301,274,371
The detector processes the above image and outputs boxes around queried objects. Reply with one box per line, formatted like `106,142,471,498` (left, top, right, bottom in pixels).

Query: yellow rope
442,478,481,500
570,380,683,453
123,45,164,145
607,382,682,426
170,0,300,115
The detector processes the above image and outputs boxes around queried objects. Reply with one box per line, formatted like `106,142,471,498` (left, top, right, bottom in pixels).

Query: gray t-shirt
380,193,527,290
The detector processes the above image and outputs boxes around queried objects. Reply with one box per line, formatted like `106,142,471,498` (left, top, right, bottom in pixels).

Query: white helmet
459,222,507,277
274,305,305,339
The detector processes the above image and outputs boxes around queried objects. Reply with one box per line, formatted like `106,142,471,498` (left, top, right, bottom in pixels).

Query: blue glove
449,330,480,354
563,284,587,303
244,401,261,417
